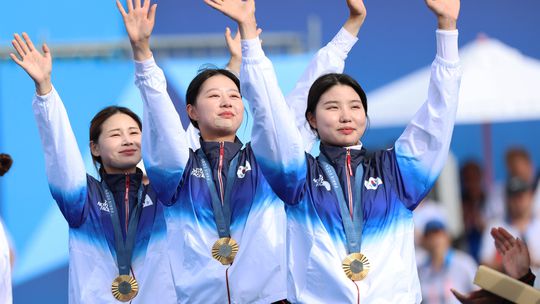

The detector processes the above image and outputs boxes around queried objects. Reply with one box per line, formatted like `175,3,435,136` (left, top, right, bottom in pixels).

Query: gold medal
212,237,239,265
111,275,139,302
342,253,370,281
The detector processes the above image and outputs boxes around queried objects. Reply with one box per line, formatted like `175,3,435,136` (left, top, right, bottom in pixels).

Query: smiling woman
9,31,176,303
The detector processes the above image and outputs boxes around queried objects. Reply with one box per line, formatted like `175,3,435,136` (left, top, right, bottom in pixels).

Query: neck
512,213,531,232
430,249,448,270
200,132,236,143
102,165,137,175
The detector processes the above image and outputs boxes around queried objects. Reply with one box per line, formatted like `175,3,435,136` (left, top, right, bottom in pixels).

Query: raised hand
491,227,531,279
204,0,257,39
225,27,262,75
424,0,460,30
10,33,52,95
116,0,157,61
344,0,367,37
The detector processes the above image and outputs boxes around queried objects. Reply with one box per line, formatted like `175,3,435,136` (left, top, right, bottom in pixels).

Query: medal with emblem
197,149,242,266
342,252,370,281
101,180,146,302
212,237,239,265
111,275,139,302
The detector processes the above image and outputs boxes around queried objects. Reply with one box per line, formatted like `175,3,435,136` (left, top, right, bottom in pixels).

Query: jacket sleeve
393,30,462,210
135,57,190,205
241,38,307,205
285,28,358,152
32,87,88,227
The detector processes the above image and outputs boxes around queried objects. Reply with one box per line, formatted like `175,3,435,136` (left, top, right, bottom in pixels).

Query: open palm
10,33,52,86
117,0,157,45
204,0,255,24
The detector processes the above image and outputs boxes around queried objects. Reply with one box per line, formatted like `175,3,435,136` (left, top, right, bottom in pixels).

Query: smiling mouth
119,149,138,155
338,128,355,135
218,112,235,118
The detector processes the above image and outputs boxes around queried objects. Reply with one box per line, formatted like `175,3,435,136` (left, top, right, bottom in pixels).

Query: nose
121,133,134,146
339,109,352,123
220,95,233,108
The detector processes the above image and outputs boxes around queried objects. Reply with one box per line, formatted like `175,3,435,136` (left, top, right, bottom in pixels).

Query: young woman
116,0,364,302
208,0,461,302
10,33,175,303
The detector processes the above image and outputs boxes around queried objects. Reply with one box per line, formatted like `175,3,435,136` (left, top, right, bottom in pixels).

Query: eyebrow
106,127,140,133
203,88,240,95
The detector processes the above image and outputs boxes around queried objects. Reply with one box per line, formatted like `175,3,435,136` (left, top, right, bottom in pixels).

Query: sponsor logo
191,168,205,178
143,196,153,208
97,201,111,213
313,174,331,191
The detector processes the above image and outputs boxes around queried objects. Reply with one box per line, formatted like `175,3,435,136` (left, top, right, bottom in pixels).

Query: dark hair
89,106,142,169
0,153,13,176
305,73,368,132
185,68,241,129
505,147,531,165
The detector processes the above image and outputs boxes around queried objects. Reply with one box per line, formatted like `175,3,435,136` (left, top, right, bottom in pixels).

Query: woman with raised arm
117,0,364,302
206,0,461,302
10,33,175,303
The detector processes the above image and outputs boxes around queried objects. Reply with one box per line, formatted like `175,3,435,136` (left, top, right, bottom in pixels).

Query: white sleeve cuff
436,29,459,63
327,27,359,60
34,85,57,101
241,38,264,60
134,56,157,76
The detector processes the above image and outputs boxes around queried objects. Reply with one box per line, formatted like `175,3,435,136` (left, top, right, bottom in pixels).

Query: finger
9,53,23,66
12,38,26,58
134,0,141,9
22,33,36,52
148,4,157,23
42,43,51,58
116,0,128,17
204,0,221,10
494,239,507,255
14,34,29,55
497,227,516,241
143,0,150,9
256,28,263,36
225,27,233,41
126,0,134,12
450,289,469,303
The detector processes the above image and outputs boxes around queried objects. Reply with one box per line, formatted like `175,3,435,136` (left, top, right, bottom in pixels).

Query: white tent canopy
368,37,540,127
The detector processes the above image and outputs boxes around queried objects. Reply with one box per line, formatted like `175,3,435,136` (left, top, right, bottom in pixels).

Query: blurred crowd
414,146,540,303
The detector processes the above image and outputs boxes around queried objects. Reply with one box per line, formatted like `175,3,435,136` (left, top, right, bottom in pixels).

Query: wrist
343,15,365,37
35,78,52,96
238,17,258,40
130,40,153,61
437,17,457,30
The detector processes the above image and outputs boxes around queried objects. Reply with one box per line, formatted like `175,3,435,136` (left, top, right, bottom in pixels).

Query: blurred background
1,0,540,303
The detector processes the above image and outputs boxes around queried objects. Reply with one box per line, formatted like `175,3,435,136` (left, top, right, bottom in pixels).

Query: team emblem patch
364,177,383,190
237,161,251,178
313,175,331,191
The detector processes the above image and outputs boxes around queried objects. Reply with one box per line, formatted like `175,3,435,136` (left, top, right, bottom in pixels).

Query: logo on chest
191,168,205,178
364,177,383,190
313,175,331,191
142,196,154,208
97,201,111,213
236,161,251,179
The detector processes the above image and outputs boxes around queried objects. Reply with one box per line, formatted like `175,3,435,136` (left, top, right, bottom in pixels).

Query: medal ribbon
319,153,364,254
102,181,145,276
197,148,240,238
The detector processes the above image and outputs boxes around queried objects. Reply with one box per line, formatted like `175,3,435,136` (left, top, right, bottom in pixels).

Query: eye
326,105,338,110
110,133,121,137
230,94,241,99
130,131,140,135
209,93,220,98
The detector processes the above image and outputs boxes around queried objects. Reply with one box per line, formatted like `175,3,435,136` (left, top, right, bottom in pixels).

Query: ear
90,141,100,158
307,112,317,130
186,104,199,122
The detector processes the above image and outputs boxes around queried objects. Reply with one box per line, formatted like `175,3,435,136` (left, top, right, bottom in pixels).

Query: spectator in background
484,147,540,223
418,213,478,304
480,176,540,288
452,227,536,303
458,161,486,262
0,153,13,304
